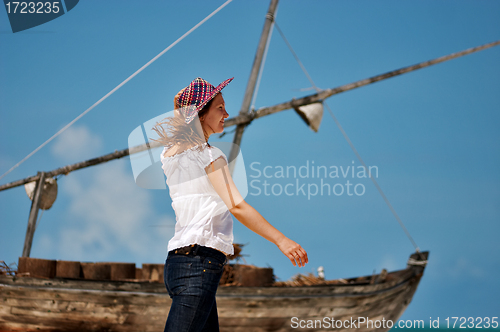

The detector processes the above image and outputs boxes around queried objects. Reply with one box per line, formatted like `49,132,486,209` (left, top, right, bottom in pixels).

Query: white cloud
50,125,103,161
30,125,176,265
54,158,175,264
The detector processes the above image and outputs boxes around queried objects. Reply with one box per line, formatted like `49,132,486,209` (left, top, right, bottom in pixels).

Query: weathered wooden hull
0,252,428,332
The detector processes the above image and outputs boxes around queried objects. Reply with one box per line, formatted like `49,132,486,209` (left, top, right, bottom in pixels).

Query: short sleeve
199,146,228,168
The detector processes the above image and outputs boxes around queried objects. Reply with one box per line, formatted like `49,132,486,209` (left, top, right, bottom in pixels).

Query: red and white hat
175,77,233,124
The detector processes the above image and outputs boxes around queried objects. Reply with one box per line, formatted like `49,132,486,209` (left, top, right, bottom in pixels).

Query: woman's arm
229,200,308,267
206,157,308,267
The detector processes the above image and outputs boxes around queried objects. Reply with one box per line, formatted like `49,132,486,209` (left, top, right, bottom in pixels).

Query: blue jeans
164,245,227,332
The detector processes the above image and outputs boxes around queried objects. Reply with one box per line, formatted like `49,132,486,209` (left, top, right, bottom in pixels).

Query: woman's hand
276,237,308,267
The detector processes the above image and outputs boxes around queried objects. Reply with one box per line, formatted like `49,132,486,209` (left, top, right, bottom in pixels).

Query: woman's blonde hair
151,97,214,150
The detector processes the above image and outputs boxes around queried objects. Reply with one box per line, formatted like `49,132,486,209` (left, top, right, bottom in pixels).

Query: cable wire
0,0,233,181
275,21,420,252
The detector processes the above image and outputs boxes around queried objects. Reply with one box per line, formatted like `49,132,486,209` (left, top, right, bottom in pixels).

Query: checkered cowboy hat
175,77,234,124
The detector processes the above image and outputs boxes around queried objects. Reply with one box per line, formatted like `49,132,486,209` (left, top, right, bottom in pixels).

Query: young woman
153,77,308,332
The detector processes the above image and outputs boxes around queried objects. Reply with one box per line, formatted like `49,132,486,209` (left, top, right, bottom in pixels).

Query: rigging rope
274,21,420,252
324,104,420,252
0,0,233,182
34,209,44,233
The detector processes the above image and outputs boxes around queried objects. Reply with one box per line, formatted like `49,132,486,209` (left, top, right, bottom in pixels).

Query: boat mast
228,0,279,174
22,171,46,257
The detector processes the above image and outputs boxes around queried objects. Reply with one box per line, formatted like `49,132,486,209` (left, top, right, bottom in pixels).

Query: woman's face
200,93,228,136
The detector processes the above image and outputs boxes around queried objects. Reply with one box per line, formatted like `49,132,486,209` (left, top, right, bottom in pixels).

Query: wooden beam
224,40,500,127
22,171,46,257
229,0,279,173
0,141,160,192
1,41,498,193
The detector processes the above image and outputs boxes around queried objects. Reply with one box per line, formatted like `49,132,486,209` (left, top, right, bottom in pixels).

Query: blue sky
1,0,499,324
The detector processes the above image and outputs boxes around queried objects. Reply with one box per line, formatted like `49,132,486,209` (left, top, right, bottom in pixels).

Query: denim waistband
168,244,227,264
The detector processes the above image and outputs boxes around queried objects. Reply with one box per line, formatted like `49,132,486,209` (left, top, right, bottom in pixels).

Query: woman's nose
223,110,229,118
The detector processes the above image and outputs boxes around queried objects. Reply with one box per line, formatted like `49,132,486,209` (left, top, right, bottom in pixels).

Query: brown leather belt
169,244,227,263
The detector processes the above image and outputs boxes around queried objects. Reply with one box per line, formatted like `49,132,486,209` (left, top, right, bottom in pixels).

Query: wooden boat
0,251,427,332
2,0,498,330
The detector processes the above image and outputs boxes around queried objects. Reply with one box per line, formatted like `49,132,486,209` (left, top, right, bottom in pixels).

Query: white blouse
160,143,234,255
